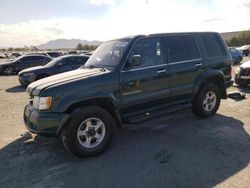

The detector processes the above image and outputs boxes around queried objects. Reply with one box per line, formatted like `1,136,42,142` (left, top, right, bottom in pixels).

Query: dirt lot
0,58,250,188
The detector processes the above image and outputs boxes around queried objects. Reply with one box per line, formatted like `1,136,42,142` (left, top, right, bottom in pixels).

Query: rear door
164,35,203,100
120,37,171,112
32,56,48,66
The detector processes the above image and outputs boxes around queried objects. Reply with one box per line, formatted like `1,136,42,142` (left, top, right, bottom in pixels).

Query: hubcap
203,91,217,112
77,117,106,148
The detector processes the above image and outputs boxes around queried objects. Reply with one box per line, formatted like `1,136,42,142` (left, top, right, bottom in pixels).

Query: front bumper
23,104,70,137
239,76,250,80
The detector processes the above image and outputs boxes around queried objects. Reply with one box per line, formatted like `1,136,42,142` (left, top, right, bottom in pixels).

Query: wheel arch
193,70,227,99
56,97,122,136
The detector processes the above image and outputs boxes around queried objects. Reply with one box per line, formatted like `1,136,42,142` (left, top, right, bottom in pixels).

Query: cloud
202,18,226,23
244,1,250,14
89,0,117,5
0,0,250,47
43,27,64,35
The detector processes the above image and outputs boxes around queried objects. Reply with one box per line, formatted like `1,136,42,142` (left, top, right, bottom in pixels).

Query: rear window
183,35,200,59
165,35,200,63
200,33,225,57
21,56,44,61
165,36,189,63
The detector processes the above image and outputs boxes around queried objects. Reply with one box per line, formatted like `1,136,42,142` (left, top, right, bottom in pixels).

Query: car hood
240,60,250,68
26,68,108,96
19,66,45,74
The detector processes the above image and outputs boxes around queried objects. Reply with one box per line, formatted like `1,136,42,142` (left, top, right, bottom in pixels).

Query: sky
0,0,250,47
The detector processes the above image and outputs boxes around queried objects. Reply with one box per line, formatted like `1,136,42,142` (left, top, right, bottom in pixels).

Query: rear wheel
3,66,14,75
61,106,115,157
192,83,221,118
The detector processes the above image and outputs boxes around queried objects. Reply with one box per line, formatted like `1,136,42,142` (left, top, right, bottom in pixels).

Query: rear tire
61,106,115,157
192,83,221,118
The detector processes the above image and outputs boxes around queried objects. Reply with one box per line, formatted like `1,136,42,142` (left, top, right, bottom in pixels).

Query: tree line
226,30,250,47
75,43,98,51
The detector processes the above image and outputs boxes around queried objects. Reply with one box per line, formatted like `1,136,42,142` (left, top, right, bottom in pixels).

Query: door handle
195,63,203,68
157,69,166,74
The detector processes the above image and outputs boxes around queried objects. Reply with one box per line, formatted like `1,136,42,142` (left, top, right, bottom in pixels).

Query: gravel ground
0,58,250,188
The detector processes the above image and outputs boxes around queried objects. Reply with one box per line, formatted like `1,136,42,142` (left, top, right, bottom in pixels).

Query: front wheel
3,66,14,75
61,106,115,157
192,84,221,118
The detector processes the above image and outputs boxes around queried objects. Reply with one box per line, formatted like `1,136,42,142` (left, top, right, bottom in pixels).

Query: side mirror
56,62,63,67
129,55,141,67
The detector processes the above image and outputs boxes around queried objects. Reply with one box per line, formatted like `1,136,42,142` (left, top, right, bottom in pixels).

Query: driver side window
124,37,164,70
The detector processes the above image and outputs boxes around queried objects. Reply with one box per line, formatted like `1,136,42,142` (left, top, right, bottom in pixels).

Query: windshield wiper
87,65,106,71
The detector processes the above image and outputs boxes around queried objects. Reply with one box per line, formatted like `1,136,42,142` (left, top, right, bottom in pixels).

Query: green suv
24,32,233,157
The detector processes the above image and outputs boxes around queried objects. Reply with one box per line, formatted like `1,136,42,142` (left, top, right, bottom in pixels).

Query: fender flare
193,70,227,99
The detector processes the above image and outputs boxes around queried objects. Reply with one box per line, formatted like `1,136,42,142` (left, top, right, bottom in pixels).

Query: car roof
59,54,90,59
108,32,220,42
22,54,49,57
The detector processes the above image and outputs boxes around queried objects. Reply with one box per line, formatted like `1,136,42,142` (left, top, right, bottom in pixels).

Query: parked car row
19,55,89,86
0,55,52,75
0,50,94,60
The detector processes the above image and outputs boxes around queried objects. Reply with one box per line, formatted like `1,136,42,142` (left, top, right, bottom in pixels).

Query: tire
61,106,115,157
3,66,14,75
36,74,48,81
192,83,221,118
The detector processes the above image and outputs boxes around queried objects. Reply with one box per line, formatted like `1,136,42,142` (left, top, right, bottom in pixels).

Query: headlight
23,72,34,77
235,67,241,74
33,96,52,110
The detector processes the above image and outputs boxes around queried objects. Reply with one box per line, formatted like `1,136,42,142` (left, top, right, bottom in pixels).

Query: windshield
44,56,64,67
84,39,131,68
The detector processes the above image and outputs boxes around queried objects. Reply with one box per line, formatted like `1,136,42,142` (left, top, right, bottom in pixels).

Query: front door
120,37,171,113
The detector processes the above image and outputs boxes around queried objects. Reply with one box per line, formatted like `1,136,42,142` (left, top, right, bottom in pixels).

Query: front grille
241,69,250,76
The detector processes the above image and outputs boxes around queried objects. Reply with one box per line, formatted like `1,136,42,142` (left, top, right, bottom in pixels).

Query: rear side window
73,57,88,65
165,36,188,63
22,56,45,61
32,56,45,61
183,35,200,59
62,57,86,65
21,56,34,61
165,35,200,63
200,34,225,57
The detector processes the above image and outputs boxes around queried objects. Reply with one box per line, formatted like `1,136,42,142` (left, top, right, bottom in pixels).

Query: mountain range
37,39,102,49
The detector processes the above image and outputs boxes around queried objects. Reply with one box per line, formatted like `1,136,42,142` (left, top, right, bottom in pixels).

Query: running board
123,103,192,124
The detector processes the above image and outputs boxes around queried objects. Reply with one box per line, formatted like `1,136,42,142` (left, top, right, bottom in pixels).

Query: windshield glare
84,39,131,68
